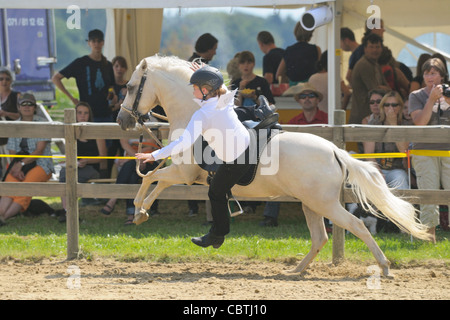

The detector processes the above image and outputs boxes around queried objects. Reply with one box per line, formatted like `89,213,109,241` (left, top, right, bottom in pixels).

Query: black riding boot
254,95,281,130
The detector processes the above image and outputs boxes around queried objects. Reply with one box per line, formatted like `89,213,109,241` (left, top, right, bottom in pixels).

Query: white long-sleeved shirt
151,90,250,163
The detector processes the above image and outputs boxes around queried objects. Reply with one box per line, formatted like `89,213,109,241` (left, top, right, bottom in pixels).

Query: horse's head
118,55,199,132
117,58,158,130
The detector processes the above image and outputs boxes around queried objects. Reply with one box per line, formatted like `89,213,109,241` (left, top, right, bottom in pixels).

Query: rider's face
193,85,208,100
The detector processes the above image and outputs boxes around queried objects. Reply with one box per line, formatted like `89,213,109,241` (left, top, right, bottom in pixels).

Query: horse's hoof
133,210,149,225
382,267,394,278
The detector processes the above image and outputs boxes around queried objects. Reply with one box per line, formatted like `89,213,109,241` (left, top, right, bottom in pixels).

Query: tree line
53,9,299,71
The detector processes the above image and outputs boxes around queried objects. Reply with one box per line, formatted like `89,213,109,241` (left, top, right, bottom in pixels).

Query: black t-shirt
231,76,275,105
263,48,284,84
60,55,115,120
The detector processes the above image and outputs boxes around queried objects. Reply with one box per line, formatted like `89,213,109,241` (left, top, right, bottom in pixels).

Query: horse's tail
333,147,431,241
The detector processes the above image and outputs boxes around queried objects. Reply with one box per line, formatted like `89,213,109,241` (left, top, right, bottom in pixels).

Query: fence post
332,110,346,264
64,109,79,260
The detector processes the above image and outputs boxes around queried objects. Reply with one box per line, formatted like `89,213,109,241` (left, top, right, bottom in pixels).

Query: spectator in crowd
362,89,386,125
259,83,327,227
0,67,20,178
188,33,218,64
409,53,431,93
409,57,450,243
346,19,385,83
364,91,410,190
110,56,128,122
226,52,242,85
0,93,54,225
308,51,329,113
402,98,414,125
52,29,115,123
349,33,389,125
257,31,285,85
378,47,410,99
288,83,328,125
108,56,129,175
57,102,107,222
340,27,360,84
101,135,161,225
276,21,321,86
231,51,275,107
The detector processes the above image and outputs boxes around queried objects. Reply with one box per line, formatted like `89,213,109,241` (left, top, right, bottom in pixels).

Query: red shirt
288,109,328,124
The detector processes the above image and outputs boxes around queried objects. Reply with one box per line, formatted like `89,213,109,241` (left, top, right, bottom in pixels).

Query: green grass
0,198,448,267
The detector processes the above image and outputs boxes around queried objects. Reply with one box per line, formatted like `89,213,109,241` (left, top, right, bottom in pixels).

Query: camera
442,83,450,97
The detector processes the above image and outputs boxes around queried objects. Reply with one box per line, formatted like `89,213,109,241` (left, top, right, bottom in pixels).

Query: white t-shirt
151,90,250,163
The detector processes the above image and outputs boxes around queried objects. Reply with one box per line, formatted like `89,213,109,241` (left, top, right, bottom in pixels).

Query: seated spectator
231,51,275,107
101,135,161,225
57,102,107,222
0,93,54,225
260,83,327,227
0,67,20,178
288,83,328,124
276,21,321,86
364,91,410,190
362,89,386,124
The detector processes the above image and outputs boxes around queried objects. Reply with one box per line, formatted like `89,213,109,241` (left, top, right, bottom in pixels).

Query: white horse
117,55,430,277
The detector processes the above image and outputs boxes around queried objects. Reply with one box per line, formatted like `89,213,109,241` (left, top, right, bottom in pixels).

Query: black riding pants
208,161,251,237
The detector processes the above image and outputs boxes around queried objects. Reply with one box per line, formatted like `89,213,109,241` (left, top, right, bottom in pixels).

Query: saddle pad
194,128,280,186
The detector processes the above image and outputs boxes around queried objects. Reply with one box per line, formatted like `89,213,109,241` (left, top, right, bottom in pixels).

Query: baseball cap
18,93,37,105
87,29,104,41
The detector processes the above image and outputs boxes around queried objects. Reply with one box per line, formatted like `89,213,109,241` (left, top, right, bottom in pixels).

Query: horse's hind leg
287,204,328,274
323,201,392,277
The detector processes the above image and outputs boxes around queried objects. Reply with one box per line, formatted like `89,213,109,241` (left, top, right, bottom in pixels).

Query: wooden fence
1,109,450,261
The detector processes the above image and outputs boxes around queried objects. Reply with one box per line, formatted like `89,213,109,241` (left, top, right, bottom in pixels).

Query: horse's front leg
133,180,174,225
133,164,202,225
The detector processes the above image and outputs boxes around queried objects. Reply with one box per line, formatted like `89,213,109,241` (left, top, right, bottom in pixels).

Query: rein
119,68,168,178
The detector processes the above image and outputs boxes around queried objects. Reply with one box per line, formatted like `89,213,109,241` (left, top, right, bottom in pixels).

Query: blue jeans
381,168,409,190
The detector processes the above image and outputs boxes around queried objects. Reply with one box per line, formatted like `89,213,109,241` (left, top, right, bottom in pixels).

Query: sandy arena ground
0,258,448,300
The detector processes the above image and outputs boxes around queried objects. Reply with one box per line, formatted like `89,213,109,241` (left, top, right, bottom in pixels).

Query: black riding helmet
189,65,224,100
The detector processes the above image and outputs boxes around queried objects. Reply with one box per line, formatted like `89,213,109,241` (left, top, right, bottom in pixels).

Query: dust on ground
0,258,448,300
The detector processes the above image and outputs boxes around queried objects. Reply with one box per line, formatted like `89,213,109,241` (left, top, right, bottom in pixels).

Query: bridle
119,68,168,178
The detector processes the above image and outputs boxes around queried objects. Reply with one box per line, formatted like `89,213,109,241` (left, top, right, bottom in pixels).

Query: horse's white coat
117,55,431,277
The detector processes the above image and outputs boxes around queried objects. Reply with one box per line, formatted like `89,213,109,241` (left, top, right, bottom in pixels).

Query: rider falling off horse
136,64,277,248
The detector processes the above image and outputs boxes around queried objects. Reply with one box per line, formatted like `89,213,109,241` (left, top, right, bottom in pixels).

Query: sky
163,6,305,20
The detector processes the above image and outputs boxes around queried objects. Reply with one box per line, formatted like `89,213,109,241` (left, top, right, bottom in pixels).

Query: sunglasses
298,93,318,99
384,103,400,107
369,99,382,105
20,102,36,107
0,77,11,82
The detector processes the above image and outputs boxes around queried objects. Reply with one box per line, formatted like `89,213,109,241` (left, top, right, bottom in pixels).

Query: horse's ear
141,59,147,71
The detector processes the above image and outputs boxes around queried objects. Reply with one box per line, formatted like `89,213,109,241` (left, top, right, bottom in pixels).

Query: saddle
194,122,280,186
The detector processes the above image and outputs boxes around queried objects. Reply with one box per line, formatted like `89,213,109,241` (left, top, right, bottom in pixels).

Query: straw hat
282,83,323,102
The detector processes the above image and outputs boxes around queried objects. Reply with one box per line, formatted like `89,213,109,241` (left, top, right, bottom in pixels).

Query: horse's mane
143,54,193,84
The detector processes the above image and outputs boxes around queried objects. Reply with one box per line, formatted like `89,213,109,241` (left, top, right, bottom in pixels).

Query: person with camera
409,57,450,243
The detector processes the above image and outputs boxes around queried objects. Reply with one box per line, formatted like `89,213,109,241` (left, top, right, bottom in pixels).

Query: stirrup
227,193,244,217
